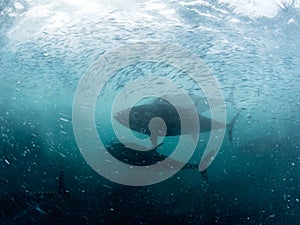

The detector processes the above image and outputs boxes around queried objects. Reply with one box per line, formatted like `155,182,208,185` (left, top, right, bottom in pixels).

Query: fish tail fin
227,91,237,109
227,111,240,143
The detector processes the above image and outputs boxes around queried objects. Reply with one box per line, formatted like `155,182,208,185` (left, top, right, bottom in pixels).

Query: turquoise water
1,0,300,224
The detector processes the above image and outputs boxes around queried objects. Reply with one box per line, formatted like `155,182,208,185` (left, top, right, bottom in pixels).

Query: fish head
113,107,132,128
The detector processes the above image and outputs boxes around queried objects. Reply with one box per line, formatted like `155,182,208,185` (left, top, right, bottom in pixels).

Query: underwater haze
1,0,300,224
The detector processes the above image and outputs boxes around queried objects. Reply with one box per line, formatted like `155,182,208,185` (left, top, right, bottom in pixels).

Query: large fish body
114,97,231,143
106,142,199,169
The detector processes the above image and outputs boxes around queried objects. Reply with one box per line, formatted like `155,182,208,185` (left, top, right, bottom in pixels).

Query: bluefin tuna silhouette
106,142,199,169
114,95,239,147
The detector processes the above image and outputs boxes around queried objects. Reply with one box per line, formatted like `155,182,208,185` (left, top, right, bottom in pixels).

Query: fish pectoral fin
150,133,158,147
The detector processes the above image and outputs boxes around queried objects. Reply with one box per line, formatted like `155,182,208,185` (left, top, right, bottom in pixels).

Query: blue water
1,0,300,224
